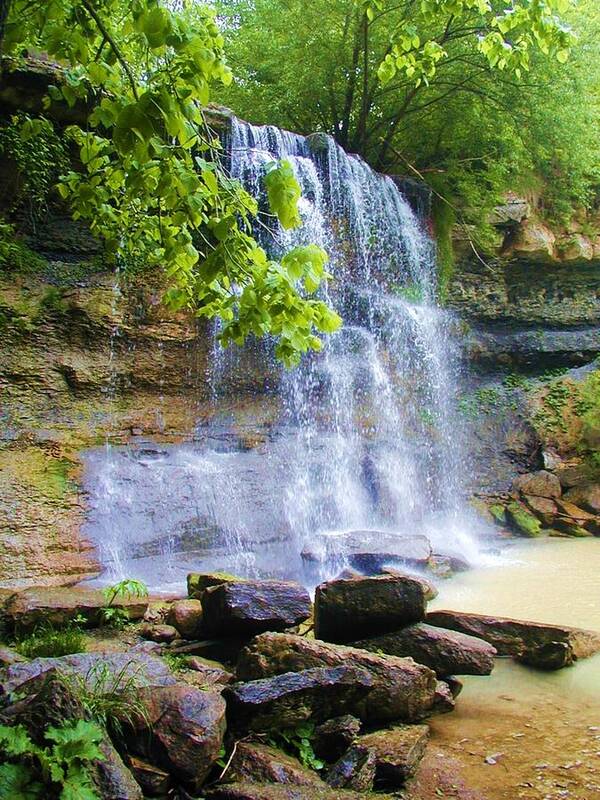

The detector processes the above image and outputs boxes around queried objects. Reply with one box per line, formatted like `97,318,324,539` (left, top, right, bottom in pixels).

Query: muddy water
409,539,600,800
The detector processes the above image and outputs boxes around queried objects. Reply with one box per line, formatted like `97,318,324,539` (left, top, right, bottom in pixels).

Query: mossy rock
187,571,244,599
489,504,507,525
505,502,543,537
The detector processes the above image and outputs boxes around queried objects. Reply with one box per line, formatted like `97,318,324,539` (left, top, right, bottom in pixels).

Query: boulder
131,684,226,791
169,637,248,664
352,623,496,677
0,644,27,666
379,568,438,600
236,632,438,724
325,744,375,792
202,580,311,637
205,782,395,799
427,610,600,668
186,656,234,685
314,716,361,762
519,641,575,670
555,499,597,522
552,518,593,537
224,666,374,732
564,483,600,514
139,623,179,643
432,681,455,714
522,495,558,526
225,742,326,787
168,599,204,639
188,572,243,599
3,586,148,632
301,531,431,572
314,575,427,643
505,501,542,537
129,756,172,797
358,724,429,787
512,470,562,499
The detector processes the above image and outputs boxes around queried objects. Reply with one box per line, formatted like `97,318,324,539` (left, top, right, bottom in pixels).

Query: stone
352,623,496,677
314,715,362,762
167,599,204,639
522,494,558,526
512,470,562,499
432,681,455,714
552,518,593,537
225,742,326,787
205,782,395,799
507,219,556,260
431,551,471,573
427,610,600,668
131,684,227,792
325,744,376,792
445,676,463,698
301,531,431,573
358,724,429,787
3,586,148,632
236,632,438,724
519,641,574,670
169,637,248,664
139,623,179,643
314,575,427,643
188,572,243,599
556,465,597,489
186,656,234,685
0,644,27,665
505,501,542,537
379,567,438,600
129,756,172,797
555,499,597,522
564,483,600,514
202,580,311,637
224,666,374,733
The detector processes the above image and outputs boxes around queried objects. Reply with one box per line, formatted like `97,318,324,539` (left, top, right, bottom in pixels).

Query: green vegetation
14,623,86,659
99,578,148,629
269,722,324,771
0,719,104,800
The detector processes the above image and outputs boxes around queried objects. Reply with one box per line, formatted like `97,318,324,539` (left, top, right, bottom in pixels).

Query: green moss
506,502,542,537
431,196,455,303
14,623,86,658
489,504,507,525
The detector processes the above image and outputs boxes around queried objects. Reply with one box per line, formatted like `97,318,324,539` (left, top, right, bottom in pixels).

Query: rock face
167,599,204,639
512,471,562,499
325,744,376,792
301,531,431,573
427,610,600,669
224,666,374,732
359,725,429,787
314,575,427,643
352,623,496,677
314,716,362,762
236,632,438,724
225,742,326,787
132,684,227,792
564,483,600,514
206,782,395,799
4,586,148,631
202,581,311,637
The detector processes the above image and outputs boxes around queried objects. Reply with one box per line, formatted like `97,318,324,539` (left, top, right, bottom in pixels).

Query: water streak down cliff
82,118,479,588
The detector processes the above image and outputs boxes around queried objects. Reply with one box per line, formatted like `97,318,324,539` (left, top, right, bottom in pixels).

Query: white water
83,118,481,588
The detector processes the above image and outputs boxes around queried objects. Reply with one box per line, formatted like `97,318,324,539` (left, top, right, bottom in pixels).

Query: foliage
0,720,104,800
0,222,47,274
14,624,85,659
2,0,341,366
99,578,148,629
268,722,324,771
161,652,189,672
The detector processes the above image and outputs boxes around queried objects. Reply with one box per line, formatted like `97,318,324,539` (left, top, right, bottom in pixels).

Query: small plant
14,623,86,659
161,652,189,673
0,719,104,800
269,723,324,771
99,578,148,629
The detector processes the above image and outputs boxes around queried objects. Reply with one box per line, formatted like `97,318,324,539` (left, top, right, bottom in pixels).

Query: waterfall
82,117,479,590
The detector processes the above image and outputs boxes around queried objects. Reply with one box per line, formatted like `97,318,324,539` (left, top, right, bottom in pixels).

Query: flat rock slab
225,666,374,732
325,743,376,792
352,623,496,677
226,742,327,787
314,575,427,643
1,651,176,696
236,632,438,724
427,610,600,669
512,470,562,499
359,724,429,787
202,580,311,637
206,781,395,799
302,531,431,572
4,586,148,631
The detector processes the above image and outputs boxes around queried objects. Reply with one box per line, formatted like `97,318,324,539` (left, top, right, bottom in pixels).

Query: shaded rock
564,483,600,514
326,743,376,792
519,641,574,670
314,575,427,643
96,740,144,800
0,644,27,666
139,623,179,643
186,656,234,685
236,632,438,724
188,572,243,599
522,495,558,526
359,724,429,787
167,599,204,639
352,623,496,677
552,518,593,537
432,681,455,714
445,676,464,698
431,551,471,573
512,470,562,499
302,531,431,573
556,464,597,489
379,567,438,600
205,781,395,799
224,666,374,733
131,684,226,792
129,756,172,797
555,499,597,522
427,610,600,668
4,586,147,632
314,715,361,762
505,501,542,537
202,580,311,637
225,742,326,787
169,637,248,664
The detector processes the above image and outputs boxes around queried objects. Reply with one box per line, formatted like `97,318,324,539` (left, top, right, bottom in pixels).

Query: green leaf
0,763,44,800
264,160,302,229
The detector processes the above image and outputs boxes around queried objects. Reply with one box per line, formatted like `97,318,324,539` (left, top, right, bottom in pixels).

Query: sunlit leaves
265,159,302,229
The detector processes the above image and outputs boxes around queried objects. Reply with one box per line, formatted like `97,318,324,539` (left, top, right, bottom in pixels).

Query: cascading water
83,117,480,589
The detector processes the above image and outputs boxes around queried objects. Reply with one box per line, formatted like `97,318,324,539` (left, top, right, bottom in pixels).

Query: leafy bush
99,578,149,629
0,222,47,274
14,624,86,659
269,722,324,771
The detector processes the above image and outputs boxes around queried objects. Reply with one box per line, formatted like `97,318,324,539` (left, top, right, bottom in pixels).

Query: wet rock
205,782,395,799
302,531,431,572
314,575,427,643
236,632,438,724
556,464,597,489
431,551,471,573
202,580,311,637
522,494,558,526
1,651,176,696
555,499,597,522
129,756,172,797
564,483,600,514
186,656,234,685
325,743,376,792
432,681,455,714
379,567,438,600
314,715,362,762
225,742,326,787
359,724,429,787
224,666,374,733
139,623,179,643
512,470,562,499
3,586,148,632
352,623,496,677
505,501,543,537
427,610,600,668
519,641,574,670
188,572,243,599
552,517,593,537
167,599,204,639
445,676,464,698
131,684,226,792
